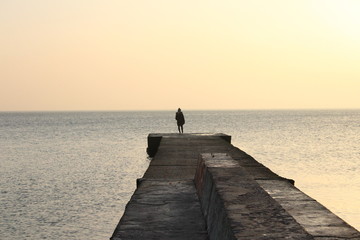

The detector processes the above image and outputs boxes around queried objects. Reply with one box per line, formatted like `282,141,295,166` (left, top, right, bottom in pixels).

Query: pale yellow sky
1,0,359,111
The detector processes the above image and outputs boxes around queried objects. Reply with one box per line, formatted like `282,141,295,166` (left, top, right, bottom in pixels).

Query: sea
0,110,359,239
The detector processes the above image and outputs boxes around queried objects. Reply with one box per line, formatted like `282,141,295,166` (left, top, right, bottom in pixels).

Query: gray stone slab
152,151,199,162
111,180,208,240
228,147,275,168
241,166,283,180
147,133,230,157
228,148,296,183
112,230,208,240
258,180,360,239
150,157,198,166
280,200,360,238
210,168,313,239
157,146,231,154
143,166,196,180
195,153,314,240
257,179,315,201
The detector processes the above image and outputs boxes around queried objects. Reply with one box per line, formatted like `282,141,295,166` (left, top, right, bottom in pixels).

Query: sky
1,0,359,111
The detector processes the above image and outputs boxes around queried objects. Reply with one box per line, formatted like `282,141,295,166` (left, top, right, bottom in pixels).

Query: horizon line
1,107,359,113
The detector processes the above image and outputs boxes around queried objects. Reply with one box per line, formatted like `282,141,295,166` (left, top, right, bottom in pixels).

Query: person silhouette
175,108,185,134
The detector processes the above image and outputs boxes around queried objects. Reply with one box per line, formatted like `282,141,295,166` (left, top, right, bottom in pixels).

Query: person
175,108,185,134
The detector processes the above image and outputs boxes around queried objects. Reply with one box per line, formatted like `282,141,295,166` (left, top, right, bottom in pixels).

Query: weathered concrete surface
111,180,207,240
112,133,232,240
147,133,231,158
258,180,360,240
111,133,360,240
227,146,295,184
195,153,314,239
145,134,233,180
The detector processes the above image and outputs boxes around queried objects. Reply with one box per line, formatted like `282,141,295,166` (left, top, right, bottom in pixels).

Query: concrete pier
111,133,360,240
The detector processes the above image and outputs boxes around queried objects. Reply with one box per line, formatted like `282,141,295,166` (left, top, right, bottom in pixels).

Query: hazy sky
1,0,359,111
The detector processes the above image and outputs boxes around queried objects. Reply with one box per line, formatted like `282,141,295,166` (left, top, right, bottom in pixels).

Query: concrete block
195,153,313,240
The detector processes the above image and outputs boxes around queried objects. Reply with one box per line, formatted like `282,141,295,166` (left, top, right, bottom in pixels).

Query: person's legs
180,125,183,133
178,125,181,133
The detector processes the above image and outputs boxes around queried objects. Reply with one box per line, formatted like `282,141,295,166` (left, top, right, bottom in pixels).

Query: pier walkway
111,133,360,240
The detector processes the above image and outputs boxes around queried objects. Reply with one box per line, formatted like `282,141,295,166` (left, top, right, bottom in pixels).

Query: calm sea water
0,110,359,239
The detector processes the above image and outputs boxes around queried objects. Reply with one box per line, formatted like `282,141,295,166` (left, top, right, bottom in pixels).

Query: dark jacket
175,112,185,126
